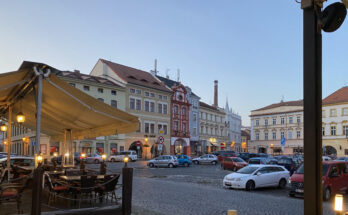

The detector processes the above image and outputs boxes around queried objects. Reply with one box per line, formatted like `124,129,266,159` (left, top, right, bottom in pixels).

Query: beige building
250,100,304,155
90,59,172,159
322,87,348,157
199,102,228,154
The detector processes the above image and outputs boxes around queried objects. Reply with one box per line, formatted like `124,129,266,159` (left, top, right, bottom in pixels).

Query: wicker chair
77,175,97,208
0,176,29,214
96,174,120,203
45,173,69,205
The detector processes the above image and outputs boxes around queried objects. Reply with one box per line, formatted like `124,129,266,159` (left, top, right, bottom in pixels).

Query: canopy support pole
35,72,43,155
6,106,12,182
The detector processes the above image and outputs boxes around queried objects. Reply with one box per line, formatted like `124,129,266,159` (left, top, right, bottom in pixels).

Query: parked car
51,152,82,165
223,165,290,190
221,157,248,171
238,153,259,162
248,157,269,165
322,156,332,161
147,155,178,168
214,150,236,156
217,151,237,163
0,156,35,180
335,157,348,162
85,153,103,164
192,154,218,165
277,157,301,175
289,161,348,200
176,155,192,167
108,150,137,162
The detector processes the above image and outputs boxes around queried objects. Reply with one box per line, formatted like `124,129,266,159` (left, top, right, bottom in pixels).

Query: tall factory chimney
214,80,218,107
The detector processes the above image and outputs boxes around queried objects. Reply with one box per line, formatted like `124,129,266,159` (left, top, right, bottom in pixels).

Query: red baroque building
170,83,191,155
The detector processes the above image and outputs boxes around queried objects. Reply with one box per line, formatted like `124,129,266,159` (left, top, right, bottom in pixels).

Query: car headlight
235,178,241,181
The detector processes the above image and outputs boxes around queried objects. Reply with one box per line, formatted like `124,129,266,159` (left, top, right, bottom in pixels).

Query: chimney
74,70,80,74
214,80,218,107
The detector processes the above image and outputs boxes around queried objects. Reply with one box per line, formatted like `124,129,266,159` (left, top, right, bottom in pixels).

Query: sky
1,0,347,126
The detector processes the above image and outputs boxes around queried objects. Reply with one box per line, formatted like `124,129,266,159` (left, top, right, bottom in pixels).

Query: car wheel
323,187,331,201
232,166,237,172
289,192,295,197
278,178,287,189
111,158,115,162
149,163,154,168
168,163,174,168
246,180,255,191
194,161,199,165
212,161,217,165
184,162,189,167
94,159,100,164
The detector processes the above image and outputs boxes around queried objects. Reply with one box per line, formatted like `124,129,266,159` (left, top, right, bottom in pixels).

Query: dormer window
153,82,160,86
140,79,148,82
128,75,137,80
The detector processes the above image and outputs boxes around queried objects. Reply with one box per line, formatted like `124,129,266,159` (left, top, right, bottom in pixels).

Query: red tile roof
323,87,348,105
100,59,171,93
252,100,303,112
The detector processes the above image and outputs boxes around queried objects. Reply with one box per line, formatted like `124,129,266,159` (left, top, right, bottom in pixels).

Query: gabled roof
252,100,303,112
199,101,225,114
156,75,198,97
55,70,122,88
323,87,348,105
100,59,171,93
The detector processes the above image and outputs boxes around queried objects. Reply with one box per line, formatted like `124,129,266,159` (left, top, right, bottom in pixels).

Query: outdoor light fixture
3,141,7,145
81,153,86,158
36,154,43,164
320,2,347,32
102,154,107,161
64,152,69,157
16,112,25,123
145,137,148,142
0,124,7,132
334,194,344,213
123,155,129,167
53,152,58,157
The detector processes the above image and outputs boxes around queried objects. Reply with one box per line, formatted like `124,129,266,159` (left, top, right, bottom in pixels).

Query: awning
0,61,139,141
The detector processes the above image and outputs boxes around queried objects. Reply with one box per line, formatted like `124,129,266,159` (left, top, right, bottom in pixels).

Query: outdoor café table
59,175,104,181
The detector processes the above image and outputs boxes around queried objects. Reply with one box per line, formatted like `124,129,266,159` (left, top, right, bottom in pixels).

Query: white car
192,154,218,165
108,150,138,162
322,156,332,161
223,165,290,191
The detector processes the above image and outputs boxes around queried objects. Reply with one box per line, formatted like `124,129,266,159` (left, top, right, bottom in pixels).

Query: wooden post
31,163,44,215
122,167,133,215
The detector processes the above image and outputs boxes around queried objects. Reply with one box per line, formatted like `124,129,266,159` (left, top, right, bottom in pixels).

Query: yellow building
90,59,172,159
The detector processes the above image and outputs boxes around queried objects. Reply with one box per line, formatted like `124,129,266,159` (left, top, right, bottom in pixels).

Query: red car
217,152,237,163
289,161,348,200
220,157,248,171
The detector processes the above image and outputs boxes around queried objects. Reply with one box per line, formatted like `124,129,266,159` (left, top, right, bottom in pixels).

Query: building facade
90,59,172,159
241,127,251,152
322,87,348,157
224,100,242,152
186,87,201,155
250,100,304,155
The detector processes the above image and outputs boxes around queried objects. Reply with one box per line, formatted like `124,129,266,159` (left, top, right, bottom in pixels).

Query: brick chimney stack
214,80,218,107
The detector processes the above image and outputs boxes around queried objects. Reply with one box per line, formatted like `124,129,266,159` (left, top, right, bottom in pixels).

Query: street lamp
16,112,25,124
36,154,43,167
100,154,107,175
0,124,7,132
334,194,344,214
123,155,129,167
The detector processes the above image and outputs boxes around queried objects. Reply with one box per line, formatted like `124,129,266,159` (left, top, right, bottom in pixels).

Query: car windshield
295,164,329,176
249,159,261,164
236,166,259,174
232,158,244,162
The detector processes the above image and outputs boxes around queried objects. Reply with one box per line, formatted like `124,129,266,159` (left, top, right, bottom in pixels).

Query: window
201,126,204,134
145,123,155,134
174,121,178,131
129,88,135,93
158,103,163,114
174,106,178,115
281,131,285,139
157,124,167,135
193,128,197,136
163,125,167,135
330,109,336,117
136,89,141,94
150,102,155,112
111,90,117,95
272,118,276,125
322,127,325,136
322,110,326,118
193,114,197,122
297,116,301,123
256,120,259,126
150,93,155,97
343,108,348,116
210,127,213,134
281,117,285,125
163,96,167,100
289,117,293,124
296,131,301,138
98,98,104,102
288,131,293,139
272,132,276,140
183,123,187,132
163,104,168,114
130,98,135,110
343,125,348,136
70,83,76,87
150,123,154,133
145,92,150,97
331,126,336,136
215,128,218,135
145,101,150,112
111,100,117,108
98,88,103,93
265,119,268,126
265,132,268,140
136,99,141,110
182,107,186,116
256,132,259,140
158,124,163,134
145,123,149,133
158,95,162,100
83,85,90,91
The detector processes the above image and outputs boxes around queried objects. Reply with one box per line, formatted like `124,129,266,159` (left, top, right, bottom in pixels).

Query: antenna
281,95,284,102
166,69,170,79
177,69,180,82
150,59,158,76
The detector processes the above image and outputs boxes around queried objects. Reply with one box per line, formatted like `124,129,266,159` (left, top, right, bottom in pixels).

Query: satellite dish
320,2,347,32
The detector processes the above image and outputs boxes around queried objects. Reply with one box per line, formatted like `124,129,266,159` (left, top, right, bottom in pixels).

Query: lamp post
100,154,107,175
334,194,345,215
80,153,86,173
122,154,133,215
1,124,7,152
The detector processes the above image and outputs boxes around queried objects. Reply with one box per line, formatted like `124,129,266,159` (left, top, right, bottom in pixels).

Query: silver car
147,155,179,168
192,154,218,165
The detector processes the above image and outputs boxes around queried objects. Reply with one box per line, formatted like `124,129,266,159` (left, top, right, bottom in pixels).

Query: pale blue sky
1,1,347,126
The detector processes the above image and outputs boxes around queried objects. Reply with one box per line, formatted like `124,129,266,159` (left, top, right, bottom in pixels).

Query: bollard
227,210,237,215
122,167,133,215
31,164,44,215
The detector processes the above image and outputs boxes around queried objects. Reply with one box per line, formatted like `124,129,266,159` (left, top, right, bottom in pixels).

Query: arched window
182,107,186,116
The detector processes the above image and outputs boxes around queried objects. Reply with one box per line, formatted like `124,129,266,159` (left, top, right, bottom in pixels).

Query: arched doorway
151,143,167,158
129,141,143,158
323,145,337,156
174,139,185,155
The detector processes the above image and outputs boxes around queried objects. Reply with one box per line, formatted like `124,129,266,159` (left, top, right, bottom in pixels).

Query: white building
223,99,242,151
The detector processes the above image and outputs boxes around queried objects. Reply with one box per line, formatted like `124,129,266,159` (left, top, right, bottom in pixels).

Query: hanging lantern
16,112,25,123
0,124,7,132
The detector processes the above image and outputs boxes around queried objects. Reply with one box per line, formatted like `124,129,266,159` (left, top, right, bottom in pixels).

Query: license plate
295,189,304,193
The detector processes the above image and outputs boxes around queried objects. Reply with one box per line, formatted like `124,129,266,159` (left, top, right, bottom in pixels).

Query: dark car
238,153,258,162
214,150,236,157
51,152,82,165
277,157,301,175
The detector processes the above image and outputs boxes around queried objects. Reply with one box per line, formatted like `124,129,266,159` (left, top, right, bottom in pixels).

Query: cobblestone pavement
89,161,348,215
